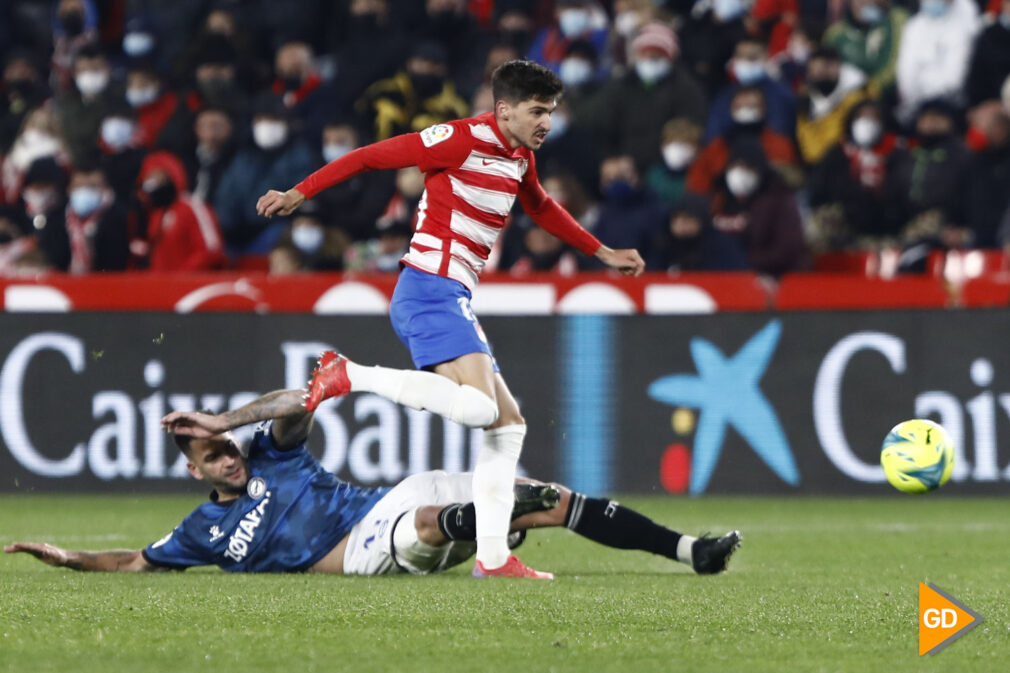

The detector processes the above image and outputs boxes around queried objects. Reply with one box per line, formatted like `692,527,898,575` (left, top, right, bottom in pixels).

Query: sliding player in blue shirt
5,388,740,577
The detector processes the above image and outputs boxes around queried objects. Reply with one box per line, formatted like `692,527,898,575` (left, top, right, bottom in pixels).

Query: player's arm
4,542,163,572
518,163,644,276
161,389,312,451
256,124,470,218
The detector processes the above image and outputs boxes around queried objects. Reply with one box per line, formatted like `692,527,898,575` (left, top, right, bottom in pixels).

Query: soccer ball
880,419,955,494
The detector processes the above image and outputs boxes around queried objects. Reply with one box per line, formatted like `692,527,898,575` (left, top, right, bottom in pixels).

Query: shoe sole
511,483,561,519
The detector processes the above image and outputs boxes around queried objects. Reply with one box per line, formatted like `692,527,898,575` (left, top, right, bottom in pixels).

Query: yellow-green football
880,419,955,494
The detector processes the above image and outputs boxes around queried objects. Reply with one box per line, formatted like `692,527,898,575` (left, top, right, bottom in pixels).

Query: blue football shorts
389,266,498,372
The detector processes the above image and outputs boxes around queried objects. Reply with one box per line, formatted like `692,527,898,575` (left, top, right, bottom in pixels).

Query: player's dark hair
491,59,563,105
173,433,194,457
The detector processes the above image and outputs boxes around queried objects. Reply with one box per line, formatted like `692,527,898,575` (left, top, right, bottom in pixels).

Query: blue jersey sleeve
142,513,216,569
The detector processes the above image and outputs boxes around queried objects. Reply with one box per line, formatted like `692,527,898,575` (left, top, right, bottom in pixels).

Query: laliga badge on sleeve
420,124,454,147
247,477,267,500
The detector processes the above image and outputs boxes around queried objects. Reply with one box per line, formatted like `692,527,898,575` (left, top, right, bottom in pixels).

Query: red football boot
472,554,553,580
304,351,351,411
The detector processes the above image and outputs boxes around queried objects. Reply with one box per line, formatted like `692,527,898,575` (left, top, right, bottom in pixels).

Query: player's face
187,437,248,496
498,98,556,151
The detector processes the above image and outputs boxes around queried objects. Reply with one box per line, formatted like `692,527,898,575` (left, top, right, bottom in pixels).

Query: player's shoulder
419,113,502,150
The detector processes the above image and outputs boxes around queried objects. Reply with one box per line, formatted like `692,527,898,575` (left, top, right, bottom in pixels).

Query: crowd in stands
2,0,1010,279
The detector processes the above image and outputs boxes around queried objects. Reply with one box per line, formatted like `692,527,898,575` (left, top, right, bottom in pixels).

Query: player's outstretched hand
4,542,70,567
161,411,229,438
256,188,305,218
596,246,645,277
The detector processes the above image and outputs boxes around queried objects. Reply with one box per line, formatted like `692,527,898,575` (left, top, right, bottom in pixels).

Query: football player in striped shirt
257,61,645,579
5,388,741,577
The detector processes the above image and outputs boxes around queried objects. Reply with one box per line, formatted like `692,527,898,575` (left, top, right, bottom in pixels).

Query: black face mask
145,181,177,209
809,78,838,96
410,73,443,98
918,131,950,149
7,79,39,100
500,29,532,50
349,13,380,33
0,230,15,245
60,11,85,37
197,76,236,105
280,74,302,91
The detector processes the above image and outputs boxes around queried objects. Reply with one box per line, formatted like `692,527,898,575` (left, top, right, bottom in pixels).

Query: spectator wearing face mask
966,0,1010,107
125,62,180,149
963,103,1010,247
895,0,981,124
355,42,469,141
583,22,707,170
2,51,51,153
270,40,336,142
36,158,129,272
136,150,225,271
2,108,71,205
891,99,972,257
19,157,68,252
311,120,396,242
214,93,314,255
710,138,808,277
555,39,604,124
120,16,160,67
185,106,237,206
687,86,800,194
581,154,667,269
96,103,146,202
795,47,873,165
53,44,122,164
415,0,486,100
533,99,601,198
647,192,749,272
823,0,908,99
0,205,39,274
326,0,409,113
704,35,796,143
50,0,100,93
272,201,348,272
678,0,752,95
646,118,703,208
526,0,609,74
807,99,911,251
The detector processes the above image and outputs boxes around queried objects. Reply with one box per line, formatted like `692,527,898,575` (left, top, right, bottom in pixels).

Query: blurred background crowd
1,0,1009,278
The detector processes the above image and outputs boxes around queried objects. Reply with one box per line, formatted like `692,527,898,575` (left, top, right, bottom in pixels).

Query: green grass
1,495,1007,673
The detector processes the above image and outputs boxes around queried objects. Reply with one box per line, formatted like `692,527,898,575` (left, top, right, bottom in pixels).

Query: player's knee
449,385,499,428
413,506,445,546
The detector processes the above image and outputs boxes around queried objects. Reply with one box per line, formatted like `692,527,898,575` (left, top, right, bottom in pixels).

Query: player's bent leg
306,351,498,427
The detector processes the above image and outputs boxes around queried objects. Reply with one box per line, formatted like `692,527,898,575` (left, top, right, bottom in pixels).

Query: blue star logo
648,320,799,495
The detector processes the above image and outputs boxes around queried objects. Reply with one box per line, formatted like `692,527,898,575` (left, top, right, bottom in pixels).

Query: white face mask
126,86,159,107
726,166,760,198
253,120,288,150
731,105,763,124
21,128,56,148
75,70,109,97
713,0,746,21
101,117,135,149
558,9,590,38
69,186,104,217
123,32,155,57
547,111,569,139
851,117,882,148
635,57,672,85
614,11,640,38
559,58,593,87
322,143,353,163
732,59,765,85
291,223,324,254
662,142,696,171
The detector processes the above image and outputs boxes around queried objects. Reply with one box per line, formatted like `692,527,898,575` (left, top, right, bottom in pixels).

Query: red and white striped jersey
294,112,601,290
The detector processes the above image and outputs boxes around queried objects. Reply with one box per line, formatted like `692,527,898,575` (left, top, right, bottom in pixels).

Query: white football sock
344,362,498,428
473,424,525,569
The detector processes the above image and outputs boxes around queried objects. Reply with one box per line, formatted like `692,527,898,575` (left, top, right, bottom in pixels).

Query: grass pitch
1,494,1006,673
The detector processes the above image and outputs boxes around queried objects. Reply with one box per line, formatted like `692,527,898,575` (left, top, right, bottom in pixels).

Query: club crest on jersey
247,476,267,500
420,124,454,147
